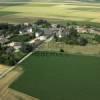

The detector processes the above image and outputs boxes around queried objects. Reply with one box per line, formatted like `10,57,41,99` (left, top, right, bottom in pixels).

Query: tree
54,33,58,42
6,47,14,54
95,35,100,43
60,49,64,52
77,37,88,46
8,55,16,66
0,44,2,49
57,24,61,28
66,22,71,27
35,19,51,28
69,26,78,37
32,32,36,38
21,43,33,53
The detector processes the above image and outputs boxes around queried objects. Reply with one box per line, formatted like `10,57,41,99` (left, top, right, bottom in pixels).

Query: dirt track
0,67,38,100
0,65,9,75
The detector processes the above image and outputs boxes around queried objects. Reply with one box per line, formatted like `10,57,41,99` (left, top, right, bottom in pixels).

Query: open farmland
0,2,100,24
40,40,100,56
0,0,100,3
0,0,65,2
11,51,100,100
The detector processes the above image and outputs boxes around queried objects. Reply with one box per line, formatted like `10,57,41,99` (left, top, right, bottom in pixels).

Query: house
88,28,95,33
35,32,40,37
27,27,33,33
28,39,36,44
19,30,23,35
76,26,88,33
92,28,100,35
51,24,57,28
19,27,33,36
43,28,52,35
55,27,69,38
0,36,9,44
38,36,47,41
35,29,44,38
57,29,63,38
7,42,22,52
24,22,29,26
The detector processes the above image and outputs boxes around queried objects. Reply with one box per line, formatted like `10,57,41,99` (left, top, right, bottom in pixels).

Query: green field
0,2,100,25
11,51,100,100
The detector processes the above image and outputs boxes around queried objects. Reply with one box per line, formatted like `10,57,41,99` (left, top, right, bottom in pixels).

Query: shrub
95,35,100,43
77,37,88,46
21,43,33,53
60,49,64,52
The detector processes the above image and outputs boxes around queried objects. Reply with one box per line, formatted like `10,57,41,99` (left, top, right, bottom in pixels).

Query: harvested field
0,67,37,100
0,64,9,75
0,2,100,25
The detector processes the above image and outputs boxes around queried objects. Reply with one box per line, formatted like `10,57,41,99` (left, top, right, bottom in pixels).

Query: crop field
11,51,100,100
0,2,100,24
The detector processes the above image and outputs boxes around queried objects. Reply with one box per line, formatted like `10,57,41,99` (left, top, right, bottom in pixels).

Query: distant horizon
0,1,99,3
0,0,100,3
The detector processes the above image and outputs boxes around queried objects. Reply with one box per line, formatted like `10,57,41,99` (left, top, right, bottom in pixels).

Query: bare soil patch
0,67,38,100
0,64,9,75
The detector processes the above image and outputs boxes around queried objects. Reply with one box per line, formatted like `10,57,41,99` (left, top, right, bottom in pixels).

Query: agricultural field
0,0,65,2
0,0,100,3
10,51,100,100
40,40,100,56
0,1,100,100
0,2,100,25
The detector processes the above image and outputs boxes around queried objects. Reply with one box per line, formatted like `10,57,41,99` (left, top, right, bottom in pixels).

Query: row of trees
35,19,51,28
0,23,21,37
34,51,66,56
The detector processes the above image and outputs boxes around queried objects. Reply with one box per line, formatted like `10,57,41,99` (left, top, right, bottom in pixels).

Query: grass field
40,40,100,56
0,2,100,25
11,51,100,100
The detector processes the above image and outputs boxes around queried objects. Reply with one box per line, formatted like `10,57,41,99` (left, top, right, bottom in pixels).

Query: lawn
10,35,32,42
10,51,100,100
0,2,100,25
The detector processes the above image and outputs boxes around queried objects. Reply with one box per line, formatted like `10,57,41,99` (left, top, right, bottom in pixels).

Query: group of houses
0,22,48,53
0,20,100,53
0,20,100,66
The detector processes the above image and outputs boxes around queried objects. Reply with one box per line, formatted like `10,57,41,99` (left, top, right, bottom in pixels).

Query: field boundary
31,50,100,57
